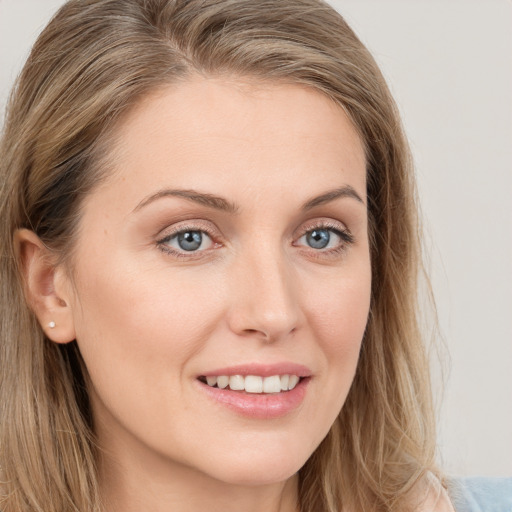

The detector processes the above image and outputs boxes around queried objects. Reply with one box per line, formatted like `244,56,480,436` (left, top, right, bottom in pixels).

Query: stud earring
48,321,56,329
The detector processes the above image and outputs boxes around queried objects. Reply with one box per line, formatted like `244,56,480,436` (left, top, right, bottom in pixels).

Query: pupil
178,231,202,251
307,229,330,249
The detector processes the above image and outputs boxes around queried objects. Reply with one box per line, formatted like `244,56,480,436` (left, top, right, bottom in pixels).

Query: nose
226,246,302,343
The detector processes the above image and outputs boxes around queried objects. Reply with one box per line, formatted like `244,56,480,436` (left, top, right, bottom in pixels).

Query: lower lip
197,378,310,419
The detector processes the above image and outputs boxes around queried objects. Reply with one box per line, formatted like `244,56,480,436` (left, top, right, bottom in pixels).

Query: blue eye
306,229,331,249
297,226,352,251
161,230,213,253
177,231,203,251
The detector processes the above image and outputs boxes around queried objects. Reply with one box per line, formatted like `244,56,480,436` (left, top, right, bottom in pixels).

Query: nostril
242,327,273,342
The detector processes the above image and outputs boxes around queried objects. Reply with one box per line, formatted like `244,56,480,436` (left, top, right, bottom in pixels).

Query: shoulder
416,476,456,512
407,472,456,512
446,477,512,512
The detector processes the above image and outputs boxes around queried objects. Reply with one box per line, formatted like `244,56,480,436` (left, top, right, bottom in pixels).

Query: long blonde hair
0,1,437,510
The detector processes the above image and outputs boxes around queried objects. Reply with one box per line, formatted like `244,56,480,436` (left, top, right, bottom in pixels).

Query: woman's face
63,77,371,486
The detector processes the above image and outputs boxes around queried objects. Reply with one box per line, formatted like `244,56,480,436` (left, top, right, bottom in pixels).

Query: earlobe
14,229,76,344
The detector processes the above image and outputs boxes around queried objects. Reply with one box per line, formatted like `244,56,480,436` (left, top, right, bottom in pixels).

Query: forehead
90,77,367,211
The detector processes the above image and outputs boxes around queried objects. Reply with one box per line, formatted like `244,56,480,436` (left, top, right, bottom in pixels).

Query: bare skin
17,77,454,512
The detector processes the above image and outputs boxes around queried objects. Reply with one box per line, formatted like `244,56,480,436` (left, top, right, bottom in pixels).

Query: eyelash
156,223,218,259
156,221,354,259
294,221,355,259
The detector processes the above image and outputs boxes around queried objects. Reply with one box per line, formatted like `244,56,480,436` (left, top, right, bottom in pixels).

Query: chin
214,465,299,487
198,442,311,487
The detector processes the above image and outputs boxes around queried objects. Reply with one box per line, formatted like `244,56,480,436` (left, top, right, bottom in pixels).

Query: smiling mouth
198,374,304,394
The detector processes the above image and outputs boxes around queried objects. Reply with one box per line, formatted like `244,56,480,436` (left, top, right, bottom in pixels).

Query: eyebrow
301,185,365,210
133,184,364,215
133,188,239,214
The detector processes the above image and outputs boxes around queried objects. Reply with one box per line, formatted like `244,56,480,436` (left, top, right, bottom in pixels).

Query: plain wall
1,0,511,477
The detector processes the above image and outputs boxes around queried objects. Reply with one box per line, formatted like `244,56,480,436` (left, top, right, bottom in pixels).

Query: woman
0,0,461,511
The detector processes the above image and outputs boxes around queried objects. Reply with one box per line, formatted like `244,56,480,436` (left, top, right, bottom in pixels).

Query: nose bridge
229,240,300,341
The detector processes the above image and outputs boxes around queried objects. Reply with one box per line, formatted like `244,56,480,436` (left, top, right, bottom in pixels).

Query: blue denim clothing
448,477,512,512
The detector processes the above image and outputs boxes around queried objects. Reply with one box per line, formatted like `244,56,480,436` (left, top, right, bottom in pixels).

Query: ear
14,229,76,344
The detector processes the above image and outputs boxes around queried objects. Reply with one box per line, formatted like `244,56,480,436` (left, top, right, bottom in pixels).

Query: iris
177,231,203,251
306,229,330,249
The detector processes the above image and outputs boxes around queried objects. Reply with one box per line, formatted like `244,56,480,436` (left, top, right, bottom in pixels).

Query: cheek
67,263,228,454
281,265,371,458
305,267,371,357
302,263,371,416
68,259,224,393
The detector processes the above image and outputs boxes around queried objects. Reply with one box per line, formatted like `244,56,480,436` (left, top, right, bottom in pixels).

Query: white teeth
206,376,217,387
288,375,299,390
229,375,244,391
263,375,281,393
217,375,229,389
203,374,302,393
244,375,263,393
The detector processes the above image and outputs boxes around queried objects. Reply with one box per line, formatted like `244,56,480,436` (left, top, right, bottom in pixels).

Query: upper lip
199,362,312,378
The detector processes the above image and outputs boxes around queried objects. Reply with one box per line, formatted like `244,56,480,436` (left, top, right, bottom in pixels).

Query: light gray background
1,0,511,477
